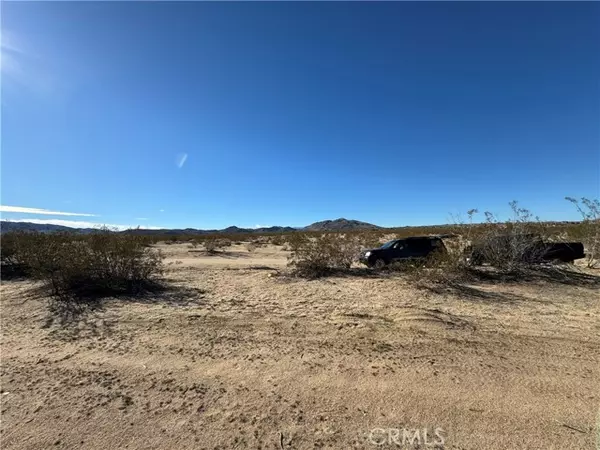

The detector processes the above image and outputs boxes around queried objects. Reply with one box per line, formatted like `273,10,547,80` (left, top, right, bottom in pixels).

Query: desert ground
1,242,599,449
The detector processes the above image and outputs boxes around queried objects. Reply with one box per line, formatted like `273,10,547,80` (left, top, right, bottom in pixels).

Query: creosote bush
459,202,552,272
566,197,600,268
287,233,362,278
3,229,164,299
202,236,220,253
398,241,473,287
1,231,30,277
284,202,569,281
270,235,284,246
201,236,232,254
408,201,586,288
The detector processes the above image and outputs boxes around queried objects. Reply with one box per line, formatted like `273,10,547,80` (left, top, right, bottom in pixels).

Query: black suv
359,236,447,268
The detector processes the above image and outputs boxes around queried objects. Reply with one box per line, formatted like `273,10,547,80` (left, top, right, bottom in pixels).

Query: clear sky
1,2,599,230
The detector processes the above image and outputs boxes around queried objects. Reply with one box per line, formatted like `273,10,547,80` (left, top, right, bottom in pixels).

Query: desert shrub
400,241,473,286
403,203,560,287
1,232,20,266
245,242,258,252
283,232,304,253
287,233,362,278
0,231,31,277
253,236,269,246
201,236,232,253
462,202,552,271
8,230,164,299
356,231,385,250
270,235,284,246
219,238,232,249
566,197,600,268
203,236,220,253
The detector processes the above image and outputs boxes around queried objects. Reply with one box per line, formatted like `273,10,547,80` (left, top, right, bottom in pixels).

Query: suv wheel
373,259,386,269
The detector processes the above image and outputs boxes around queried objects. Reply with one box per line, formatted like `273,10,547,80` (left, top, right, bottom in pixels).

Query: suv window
409,238,432,251
392,240,405,250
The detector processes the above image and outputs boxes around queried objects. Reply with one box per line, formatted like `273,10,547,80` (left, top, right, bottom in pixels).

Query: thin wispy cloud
159,209,165,212
1,30,55,98
1,31,25,77
0,205,97,217
176,153,188,169
3,219,162,231
1,31,23,55
135,217,149,221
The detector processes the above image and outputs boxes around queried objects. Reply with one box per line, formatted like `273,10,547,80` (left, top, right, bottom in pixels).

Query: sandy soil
1,243,599,449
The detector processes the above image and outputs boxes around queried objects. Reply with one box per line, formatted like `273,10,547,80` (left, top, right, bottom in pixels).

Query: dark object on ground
466,234,585,265
359,236,447,268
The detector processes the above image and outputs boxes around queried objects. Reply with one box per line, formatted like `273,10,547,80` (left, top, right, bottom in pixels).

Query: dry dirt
1,243,599,449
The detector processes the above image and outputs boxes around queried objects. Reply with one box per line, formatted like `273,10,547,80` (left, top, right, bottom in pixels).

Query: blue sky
1,2,599,230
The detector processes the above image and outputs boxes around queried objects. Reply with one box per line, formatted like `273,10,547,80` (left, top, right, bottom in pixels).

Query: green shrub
202,236,220,253
287,233,362,278
405,202,560,286
0,231,30,277
1,232,19,266
5,230,164,299
356,231,385,250
400,241,472,286
566,197,600,268
459,202,552,271
270,235,284,246
200,236,231,253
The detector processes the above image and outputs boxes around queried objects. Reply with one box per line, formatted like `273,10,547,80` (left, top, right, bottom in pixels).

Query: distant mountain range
0,218,380,234
0,218,583,235
1,221,87,234
303,218,381,231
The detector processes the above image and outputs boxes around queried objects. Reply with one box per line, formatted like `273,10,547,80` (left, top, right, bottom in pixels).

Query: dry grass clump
1,230,164,300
